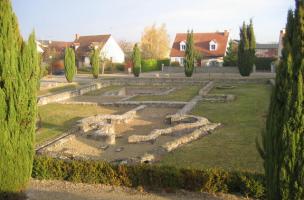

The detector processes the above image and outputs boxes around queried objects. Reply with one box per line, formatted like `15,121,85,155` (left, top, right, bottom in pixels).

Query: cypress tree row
0,0,40,197
64,47,76,82
184,30,195,77
132,43,141,77
259,1,304,199
90,48,100,79
238,21,256,76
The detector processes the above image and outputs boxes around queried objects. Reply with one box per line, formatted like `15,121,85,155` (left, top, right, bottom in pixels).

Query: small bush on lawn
170,61,180,67
32,156,265,199
141,59,159,72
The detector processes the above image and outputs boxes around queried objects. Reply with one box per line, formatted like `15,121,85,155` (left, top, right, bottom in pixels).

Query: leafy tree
140,24,170,59
132,43,141,77
64,47,76,82
90,48,100,79
0,0,40,198
223,40,238,66
238,20,256,76
184,30,195,77
258,1,304,199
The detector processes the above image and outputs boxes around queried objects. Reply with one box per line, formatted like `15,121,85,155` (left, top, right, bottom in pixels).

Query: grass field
131,85,201,102
159,83,271,172
36,104,126,145
38,84,78,96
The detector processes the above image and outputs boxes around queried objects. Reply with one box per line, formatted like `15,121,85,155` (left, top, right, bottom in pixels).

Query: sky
12,0,294,44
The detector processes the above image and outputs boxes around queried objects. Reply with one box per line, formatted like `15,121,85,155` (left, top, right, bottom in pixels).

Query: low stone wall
162,123,220,152
103,78,208,86
101,101,186,108
162,66,239,73
38,82,110,105
128,115,209,143
77,105,146,133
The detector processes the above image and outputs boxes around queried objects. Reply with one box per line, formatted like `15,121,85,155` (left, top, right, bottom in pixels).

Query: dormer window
180,41,186,51
209,40,218,51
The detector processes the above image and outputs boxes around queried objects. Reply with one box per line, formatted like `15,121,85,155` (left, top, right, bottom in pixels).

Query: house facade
170,31,230,67
255,43,279,58
73,34,125,67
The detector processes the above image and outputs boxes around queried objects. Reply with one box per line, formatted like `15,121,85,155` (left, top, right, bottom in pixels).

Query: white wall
101,36,125,63
170,57,184,66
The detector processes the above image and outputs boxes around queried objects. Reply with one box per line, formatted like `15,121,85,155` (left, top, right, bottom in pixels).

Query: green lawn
131,86,201,102
36,104,124,145
38,84,78,96
159,83,271,172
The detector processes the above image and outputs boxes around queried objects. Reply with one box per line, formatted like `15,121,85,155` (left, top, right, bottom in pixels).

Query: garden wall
162,66,239,73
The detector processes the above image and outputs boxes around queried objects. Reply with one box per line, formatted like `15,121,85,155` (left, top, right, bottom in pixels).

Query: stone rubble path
26,179,250,200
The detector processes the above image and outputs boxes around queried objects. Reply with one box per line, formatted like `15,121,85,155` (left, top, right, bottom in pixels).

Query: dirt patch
45,107,178,162
26,179,250,200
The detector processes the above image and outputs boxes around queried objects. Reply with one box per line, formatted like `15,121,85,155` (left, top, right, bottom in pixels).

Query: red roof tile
170,32,229,58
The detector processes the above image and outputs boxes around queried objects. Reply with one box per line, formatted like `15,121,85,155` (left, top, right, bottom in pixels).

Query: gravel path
27,179,249,200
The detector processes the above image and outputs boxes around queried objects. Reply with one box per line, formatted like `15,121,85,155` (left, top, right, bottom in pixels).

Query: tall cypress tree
238,21,256,76
259,1,304,199
184,30,195,77
64,47,76,83
132,43,141,77
90,48,100,79
0,0,39,197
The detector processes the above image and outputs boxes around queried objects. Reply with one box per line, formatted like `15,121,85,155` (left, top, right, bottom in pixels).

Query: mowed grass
38,84,78,96
36,104,125,145
159,83,271,172
131,85,201,102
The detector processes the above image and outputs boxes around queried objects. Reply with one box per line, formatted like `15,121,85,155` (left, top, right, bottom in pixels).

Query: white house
73,34,125,67
170,31,230,67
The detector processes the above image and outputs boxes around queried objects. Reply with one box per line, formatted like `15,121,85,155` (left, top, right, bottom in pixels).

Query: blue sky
12,0,294,43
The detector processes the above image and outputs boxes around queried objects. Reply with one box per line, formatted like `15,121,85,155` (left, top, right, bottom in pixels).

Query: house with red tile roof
170,31,230,67
72,34,124,67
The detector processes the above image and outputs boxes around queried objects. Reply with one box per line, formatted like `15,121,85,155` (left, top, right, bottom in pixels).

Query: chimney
75,33,80,41
224,30,229,37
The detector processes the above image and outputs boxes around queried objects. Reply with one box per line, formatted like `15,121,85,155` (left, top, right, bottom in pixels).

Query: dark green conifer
132,43,141,77
184,30,195,77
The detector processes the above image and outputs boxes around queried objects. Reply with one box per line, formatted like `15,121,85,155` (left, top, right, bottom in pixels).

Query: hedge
255,57,277,71
141,59,159,72
32,156,265,199
157,59,170,68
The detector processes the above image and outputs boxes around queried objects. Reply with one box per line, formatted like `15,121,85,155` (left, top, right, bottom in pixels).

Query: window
211,44,216,50
181,44,186,51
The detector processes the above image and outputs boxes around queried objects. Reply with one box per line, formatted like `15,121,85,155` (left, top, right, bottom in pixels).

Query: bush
114,63,125,72
157,59,170,68
255,57,277,71
170,61,180,67
32,156,265,199
141,59,159,72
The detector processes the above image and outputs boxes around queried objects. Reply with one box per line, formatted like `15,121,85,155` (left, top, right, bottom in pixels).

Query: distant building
72,34,125,67
170,31,230,67
255,43,279,58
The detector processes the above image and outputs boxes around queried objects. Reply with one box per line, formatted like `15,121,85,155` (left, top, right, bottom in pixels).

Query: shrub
157,59,170,68
141,59,159,72
32,156,265,199
255,57,277,71
170,61,180,67
114,63,125,72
